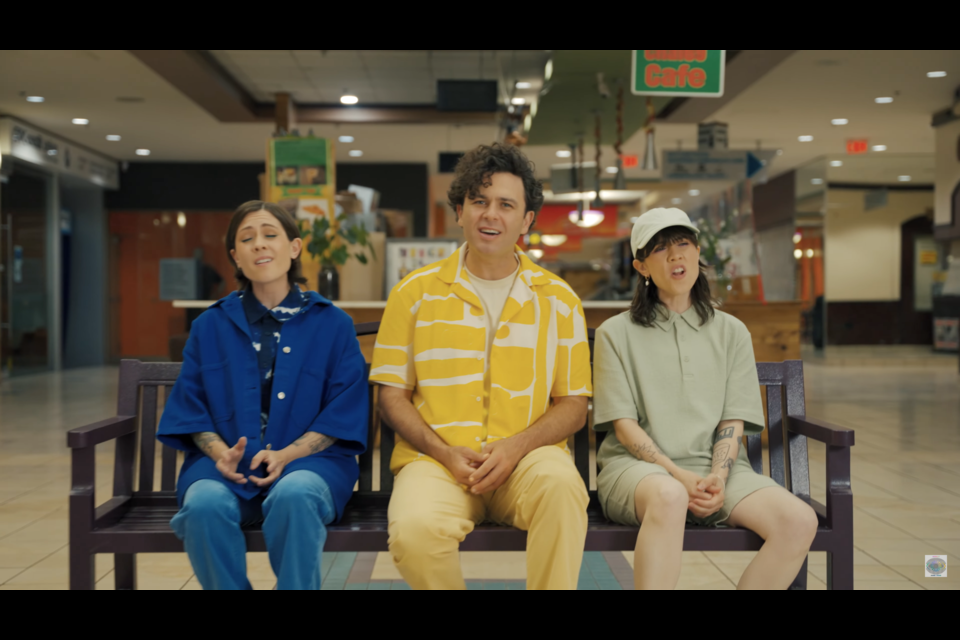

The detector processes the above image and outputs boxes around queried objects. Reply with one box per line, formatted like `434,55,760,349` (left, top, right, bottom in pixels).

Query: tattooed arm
247,432,339,489
285,432,337,458
689,419,744,518
612,418,711,502
193,432,248,484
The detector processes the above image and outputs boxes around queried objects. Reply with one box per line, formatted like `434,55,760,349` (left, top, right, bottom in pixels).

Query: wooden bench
68,322,855,590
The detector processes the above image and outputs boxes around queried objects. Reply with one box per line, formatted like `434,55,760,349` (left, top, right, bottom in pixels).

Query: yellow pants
387,445,589,590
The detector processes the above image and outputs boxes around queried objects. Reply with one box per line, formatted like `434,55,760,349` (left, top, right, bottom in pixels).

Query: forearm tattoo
629,440,663,464
193,432,225,456
292,432,337,455
716,426,734,442
712,443,731,469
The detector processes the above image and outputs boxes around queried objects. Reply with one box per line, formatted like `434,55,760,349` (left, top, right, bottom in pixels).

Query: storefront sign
846,139,868,155
632,50,725,97
0,117,119,189
268,137,333,199
662,150,763,181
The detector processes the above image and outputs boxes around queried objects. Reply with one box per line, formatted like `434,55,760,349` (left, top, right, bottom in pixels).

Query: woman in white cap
593,207,818,590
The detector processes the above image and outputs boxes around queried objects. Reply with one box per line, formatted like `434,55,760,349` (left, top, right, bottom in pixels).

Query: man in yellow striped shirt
370,143,592,590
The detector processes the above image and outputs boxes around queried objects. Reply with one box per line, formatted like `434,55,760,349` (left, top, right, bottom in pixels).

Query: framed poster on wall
384,238,460,297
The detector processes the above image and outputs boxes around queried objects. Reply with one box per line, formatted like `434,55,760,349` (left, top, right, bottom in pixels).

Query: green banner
269,137,330,197
631,50,725,97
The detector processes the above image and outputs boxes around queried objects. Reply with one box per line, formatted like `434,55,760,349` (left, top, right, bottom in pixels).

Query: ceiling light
72,118,89,125
338,135,354,143
811,178,824,185
794,249,803,259
927,71,947,78
524,114,532,131
177,212,187,228
340,94,359,105
348,150,363,157
872,145,887,151
805,249,814,258
568,210,604,228
793,232,802,244
798,135,813,142
511,97,525,105
830,160,843,167
25,96,44,103
544,59,553,82
516,81,532,89
135,149,150,156
898,175,911,182
688,189,700,196
528,248,544,259
540,234,567,247
556,150,571,158
671,198,682,205
831,118,848,125
106,135,121,141
605,166,618,174
875,97,893,104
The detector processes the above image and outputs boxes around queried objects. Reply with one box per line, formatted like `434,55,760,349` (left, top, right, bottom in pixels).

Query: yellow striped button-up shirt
370,244,592,474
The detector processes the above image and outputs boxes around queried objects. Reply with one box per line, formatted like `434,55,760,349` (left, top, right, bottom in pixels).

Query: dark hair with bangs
630,225,716,328
447,143,545,228
225,200,307,291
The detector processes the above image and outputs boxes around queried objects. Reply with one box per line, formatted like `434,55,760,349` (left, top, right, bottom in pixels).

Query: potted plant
696,214,733,303
299,207,377,301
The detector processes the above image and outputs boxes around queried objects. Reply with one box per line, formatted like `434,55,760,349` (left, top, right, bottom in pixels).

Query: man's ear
455,204,463,227
633,259,649,278
520,210,535,235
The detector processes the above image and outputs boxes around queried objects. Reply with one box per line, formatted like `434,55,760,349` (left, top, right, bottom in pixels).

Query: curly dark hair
630,226,716,328
225,200,307,291
447,143,545,228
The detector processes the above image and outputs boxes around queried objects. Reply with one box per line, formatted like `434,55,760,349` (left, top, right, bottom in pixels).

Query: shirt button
283,346,291,354
683,356,690,362
277,392,286,399
475,437,481,442
265,444,272,450
476,397,481,401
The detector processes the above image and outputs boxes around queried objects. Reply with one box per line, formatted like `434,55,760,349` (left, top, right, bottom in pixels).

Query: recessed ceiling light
806,249,814,258
25,96,44,103
516,81,532,89
872,145,887,151
338,135,354,143
135,149,150,156
605,166,618,174
927,71,947,78
898,175,911,182
794,249,803,259
811,178,824,185
348,149,363,157
544,59,553,82
688,189,700,196
798,135,813,142
72,118,89,125
511,97,525,105
831,118,848,125
556,150,572,158
671,198,682,205
830,160,843,167
106,135,121,141
340,94,359,105
793,232,802,244
875,97,893,104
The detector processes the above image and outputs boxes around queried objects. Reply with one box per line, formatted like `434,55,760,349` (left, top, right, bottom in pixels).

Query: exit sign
632,50,725,97
846,139,868,154
621,154,639,168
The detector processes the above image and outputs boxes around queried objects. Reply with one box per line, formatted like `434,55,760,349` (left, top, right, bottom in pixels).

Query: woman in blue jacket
157,200,368,590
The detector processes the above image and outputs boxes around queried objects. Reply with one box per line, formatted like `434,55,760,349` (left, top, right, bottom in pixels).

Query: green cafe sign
631,50,725,97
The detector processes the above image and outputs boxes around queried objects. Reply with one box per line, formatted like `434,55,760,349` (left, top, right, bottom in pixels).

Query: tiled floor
0,353,958,590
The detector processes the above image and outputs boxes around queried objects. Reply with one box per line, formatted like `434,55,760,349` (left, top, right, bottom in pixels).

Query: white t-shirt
466,261,519,372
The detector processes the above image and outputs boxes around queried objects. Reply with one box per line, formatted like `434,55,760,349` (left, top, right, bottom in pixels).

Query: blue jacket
157,290,368,520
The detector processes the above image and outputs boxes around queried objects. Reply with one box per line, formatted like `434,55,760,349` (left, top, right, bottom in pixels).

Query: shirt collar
653,305,703,332
240,286,305,324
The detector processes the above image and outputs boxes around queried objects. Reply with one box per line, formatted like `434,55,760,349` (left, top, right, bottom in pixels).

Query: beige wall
825,188,933,301
935,119,960,227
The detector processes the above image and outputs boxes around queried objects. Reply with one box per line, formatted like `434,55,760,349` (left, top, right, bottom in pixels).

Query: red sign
846,139,868,155
621,154,639,168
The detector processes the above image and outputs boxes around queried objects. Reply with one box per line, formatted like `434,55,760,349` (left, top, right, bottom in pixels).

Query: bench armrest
67,416,137,449
786,415,854,447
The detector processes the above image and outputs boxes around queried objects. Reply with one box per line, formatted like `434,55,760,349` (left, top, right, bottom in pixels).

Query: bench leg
69,545,95,590
788,556,808,590
827,548,853,590
115,554,137,590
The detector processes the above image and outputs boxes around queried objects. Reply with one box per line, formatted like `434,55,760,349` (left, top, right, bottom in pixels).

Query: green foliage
697,214,733,279
299,213,377,268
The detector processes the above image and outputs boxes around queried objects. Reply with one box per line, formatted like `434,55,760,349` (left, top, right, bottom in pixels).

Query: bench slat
138,386,159,493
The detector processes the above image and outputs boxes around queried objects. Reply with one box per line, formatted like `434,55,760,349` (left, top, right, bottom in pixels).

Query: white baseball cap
630,207,699,258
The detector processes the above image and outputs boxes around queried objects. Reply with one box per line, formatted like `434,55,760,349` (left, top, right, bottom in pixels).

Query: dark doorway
899,214,934,345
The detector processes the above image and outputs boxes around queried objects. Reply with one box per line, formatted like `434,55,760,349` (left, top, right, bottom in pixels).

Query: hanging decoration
591,110,604,209
613,83,627,190
641,96,658,171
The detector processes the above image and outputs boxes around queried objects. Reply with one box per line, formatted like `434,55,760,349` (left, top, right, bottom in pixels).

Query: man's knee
174,480,239,532
527,454,588,507
388,510,468,559
637,476,687,523
268,471,322,505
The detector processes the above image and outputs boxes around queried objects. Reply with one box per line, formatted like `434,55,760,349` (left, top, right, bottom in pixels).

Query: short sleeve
551,300,593,398
369,285,417,389
592,321,642,431
721,326,765,435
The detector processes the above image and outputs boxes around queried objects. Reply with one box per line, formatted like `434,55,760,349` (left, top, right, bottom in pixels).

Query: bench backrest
115,322,810,501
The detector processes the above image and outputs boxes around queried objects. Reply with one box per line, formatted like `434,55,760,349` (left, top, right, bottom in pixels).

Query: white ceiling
0,49,957,195
209,50,549,105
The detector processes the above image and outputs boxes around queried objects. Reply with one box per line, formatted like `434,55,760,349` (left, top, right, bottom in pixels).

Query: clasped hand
440,437,526,495
682,470,725,519
215,436,289,488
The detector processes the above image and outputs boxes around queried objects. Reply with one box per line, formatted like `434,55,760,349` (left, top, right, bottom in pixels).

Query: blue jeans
170,470,336,590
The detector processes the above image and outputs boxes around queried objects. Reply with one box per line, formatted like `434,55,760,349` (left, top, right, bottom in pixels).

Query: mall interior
1,49,959,590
